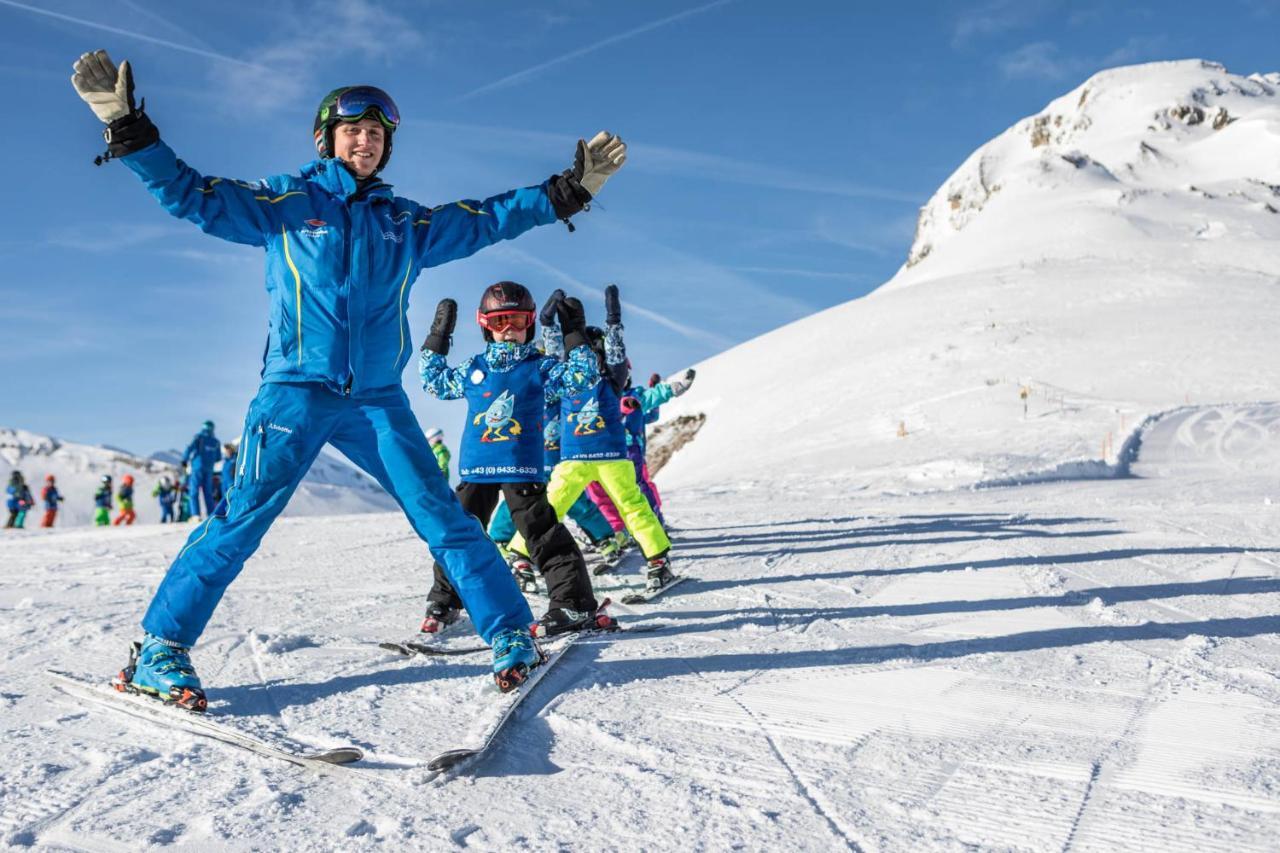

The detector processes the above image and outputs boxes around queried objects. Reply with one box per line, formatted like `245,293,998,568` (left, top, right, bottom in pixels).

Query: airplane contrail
0,0,267,70
453,0,734,102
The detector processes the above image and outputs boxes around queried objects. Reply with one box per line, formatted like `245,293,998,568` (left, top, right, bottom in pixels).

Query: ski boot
491,628,545,692
112,636,207,712
613,530,636,554
532,601,618,638
645,556,676,593
420,601,461,634
593,536,623,575
510,556,539,594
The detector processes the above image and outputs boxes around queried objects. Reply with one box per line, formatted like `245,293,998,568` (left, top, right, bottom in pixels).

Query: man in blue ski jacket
71,48,627,709
182,420,221,518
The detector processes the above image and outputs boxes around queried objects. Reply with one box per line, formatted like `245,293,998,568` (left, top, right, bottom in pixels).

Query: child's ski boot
510,556,539,594
612,530,635,555
112,636,207,712
593,536,623,575
420,601,460,634
645,556,676,592
532,602,618,638
491,628,545,692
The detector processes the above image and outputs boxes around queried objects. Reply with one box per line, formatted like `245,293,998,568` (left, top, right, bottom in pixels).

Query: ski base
425,633,580,773
48,670,363,772
619,574,691,605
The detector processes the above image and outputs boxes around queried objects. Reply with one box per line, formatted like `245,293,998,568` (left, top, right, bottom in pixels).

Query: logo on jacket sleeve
473,390,522,442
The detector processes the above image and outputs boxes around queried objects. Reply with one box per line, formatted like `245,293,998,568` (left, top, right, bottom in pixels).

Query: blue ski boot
491,628,545,693
113,636,207,712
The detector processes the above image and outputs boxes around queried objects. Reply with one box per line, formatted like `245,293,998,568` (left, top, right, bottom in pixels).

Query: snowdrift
658,60,1280,493
0,428,397,527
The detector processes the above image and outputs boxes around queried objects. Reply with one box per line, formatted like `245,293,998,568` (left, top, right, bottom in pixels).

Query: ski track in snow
2,405,1280,848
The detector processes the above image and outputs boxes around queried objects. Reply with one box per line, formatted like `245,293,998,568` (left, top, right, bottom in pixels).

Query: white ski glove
575,131,627,197
71,49,136,124
668,369,696,397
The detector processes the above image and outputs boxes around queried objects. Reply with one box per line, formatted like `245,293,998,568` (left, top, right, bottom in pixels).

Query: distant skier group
68,45,682,711
4,422,240,530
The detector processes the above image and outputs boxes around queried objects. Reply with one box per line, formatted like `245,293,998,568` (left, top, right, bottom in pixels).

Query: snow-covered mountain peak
900,59,1280,279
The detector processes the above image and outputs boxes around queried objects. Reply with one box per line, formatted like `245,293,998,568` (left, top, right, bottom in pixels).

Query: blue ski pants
187,468,216,518
488,489,614,545
142,381,533,647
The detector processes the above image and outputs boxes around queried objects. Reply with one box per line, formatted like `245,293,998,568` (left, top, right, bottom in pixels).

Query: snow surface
658,60,1280,494
3,60,1279,849
1,402,1279,849
0,428,397,527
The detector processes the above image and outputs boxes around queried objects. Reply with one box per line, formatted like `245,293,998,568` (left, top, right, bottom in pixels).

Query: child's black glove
558,297,588,351
422,298,457,355
604,284,622,326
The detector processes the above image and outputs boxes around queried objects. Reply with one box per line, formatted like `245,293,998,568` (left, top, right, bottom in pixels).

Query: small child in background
114,474,137,525
94,475,113,526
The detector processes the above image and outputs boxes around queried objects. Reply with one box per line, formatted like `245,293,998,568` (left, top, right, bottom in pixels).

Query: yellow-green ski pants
510,459,670,559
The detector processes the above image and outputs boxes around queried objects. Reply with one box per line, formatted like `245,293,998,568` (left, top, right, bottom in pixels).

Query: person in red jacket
40,475,64,527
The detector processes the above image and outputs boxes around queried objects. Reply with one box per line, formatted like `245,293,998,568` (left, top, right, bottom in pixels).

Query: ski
48,670,362,773
619,574,691,605
379,639,489,657
426,633,580,772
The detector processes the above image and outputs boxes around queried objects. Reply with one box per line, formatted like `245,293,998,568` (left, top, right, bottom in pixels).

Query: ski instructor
71,49,627,710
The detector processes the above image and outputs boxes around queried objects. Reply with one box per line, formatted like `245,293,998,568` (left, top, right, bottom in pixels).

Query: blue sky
1,0,1276,455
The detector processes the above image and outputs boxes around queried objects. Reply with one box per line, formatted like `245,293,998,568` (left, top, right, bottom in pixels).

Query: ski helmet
425,427,444,443
476,281,536,342
313,86,400,175
122,474,134,485
100,474,111,483
45,474,55,483
202,419,214,432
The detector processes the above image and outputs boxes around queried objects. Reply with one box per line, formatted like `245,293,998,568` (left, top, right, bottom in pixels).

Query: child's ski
48,671,362,773
619,574,691,605
379,639,489,657
426,633,580,772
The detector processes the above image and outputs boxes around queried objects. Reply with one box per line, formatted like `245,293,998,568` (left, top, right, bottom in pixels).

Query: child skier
153,476,177,524
72,48,626,707
419,283,610,636
218,443,238,503
425,428,451,483
5,471,32,529
93,475,112,526
40,475,63,528
587,367,696,528
509,285,675,592
114,474,137,525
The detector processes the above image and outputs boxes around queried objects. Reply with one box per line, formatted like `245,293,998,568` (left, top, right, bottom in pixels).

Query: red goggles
477,310,534,333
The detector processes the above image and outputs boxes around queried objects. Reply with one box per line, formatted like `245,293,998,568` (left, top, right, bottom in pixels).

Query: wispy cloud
452,0,734,102
410,119,920,203
952,0,1058,48
0,0,266,70
493,245,735,349
999,35,1170,80
209,0,429,115
729,266,872,281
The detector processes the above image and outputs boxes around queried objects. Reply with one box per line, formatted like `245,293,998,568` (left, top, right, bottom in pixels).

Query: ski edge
424,633,581,773
619,574,691,605
47,670,363,772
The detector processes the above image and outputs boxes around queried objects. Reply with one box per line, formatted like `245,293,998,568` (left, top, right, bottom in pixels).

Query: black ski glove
421,298,457,355
604,284,622,326
539,289,566,326
558,297,588,352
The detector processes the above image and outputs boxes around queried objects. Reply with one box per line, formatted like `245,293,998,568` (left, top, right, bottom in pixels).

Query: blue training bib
560,381,627,462
459,354,545,482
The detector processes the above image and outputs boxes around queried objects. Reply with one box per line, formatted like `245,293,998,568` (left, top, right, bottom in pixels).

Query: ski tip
378,642,414,656
311,746,364,765
427,749,477,772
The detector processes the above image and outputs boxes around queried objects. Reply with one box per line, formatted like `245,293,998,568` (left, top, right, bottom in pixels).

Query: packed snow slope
1,402,1278,849
0,428,396,527
659,60,1280,493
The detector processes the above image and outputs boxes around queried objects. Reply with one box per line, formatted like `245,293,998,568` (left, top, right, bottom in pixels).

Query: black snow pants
427,481,597,613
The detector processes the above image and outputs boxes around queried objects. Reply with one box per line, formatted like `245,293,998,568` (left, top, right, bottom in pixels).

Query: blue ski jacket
184,429,222,471
120,141,560,397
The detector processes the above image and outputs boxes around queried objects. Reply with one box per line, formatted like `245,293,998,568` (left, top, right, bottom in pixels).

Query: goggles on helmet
331,86,400,131
477,310,534,333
